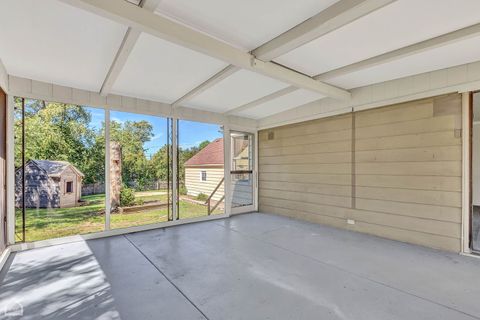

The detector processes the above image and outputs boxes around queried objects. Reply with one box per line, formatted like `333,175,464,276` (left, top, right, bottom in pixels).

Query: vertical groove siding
259,95,462,252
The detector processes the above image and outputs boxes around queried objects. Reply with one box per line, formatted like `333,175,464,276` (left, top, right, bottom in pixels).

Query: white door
230,131,256,214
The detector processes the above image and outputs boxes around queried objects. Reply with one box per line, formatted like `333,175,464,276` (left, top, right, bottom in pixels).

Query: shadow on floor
0,244,120,320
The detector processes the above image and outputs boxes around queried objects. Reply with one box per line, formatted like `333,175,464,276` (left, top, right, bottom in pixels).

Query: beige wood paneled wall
259,94,462,252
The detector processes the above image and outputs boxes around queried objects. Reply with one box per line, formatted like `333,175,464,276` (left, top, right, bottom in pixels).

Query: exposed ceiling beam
225,87,298,115
229,22,480,115
252,0,396,61
99,0,161,96
171,65,239,107
316,22,480,80
60,0,351,100
174,0,391,107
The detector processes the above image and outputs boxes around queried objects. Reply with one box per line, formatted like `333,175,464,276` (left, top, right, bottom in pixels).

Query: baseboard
9,212,229,252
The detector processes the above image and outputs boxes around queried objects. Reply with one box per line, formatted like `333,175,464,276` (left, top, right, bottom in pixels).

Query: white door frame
229,129,258,215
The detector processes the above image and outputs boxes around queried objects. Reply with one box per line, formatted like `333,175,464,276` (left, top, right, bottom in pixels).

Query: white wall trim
0,247,12,272
9,213,229,252
462,92,472,254
7,75,257,130
258,61,480,129
6,95,15,245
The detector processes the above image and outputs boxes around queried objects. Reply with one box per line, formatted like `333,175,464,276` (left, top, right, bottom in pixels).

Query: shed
15,160,84,208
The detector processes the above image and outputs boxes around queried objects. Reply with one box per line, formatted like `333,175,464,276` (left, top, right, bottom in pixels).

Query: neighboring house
185,138,225,201
15,160,84,208
184,138,252,207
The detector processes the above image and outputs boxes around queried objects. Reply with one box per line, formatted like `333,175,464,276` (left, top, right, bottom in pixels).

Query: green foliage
198,140,210,150
120,186,136,207
179,185,188,195
14,98,104,183
196,193,208,201
14,98,218,191
134,199,145,206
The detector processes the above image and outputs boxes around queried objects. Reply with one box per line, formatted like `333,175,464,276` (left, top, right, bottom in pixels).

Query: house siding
185,166,224,201
259,94,462,252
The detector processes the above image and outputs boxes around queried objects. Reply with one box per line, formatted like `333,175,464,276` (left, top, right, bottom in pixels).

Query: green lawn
16,191,223,242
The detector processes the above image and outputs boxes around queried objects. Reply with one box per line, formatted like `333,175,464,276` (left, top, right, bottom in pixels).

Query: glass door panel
177,120,225,219
14,98,106,242
230,132,255,213
109,111,172,229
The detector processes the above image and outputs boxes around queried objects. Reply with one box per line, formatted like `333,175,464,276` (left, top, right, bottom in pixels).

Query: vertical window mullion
105,109,111,231
172,118,178,221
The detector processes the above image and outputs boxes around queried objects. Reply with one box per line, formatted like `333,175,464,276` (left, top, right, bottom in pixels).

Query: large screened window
178,120,224,219
14,98,106,242
12,97,234,242
109,111,172,229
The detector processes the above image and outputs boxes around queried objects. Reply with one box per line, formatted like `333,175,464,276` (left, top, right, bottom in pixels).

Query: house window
201,171,207,181
66,181,73,193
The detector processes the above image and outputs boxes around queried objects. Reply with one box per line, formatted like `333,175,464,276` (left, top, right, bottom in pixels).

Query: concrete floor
1,213,480,320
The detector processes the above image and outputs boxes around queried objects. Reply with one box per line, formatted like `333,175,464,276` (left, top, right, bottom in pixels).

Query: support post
172,118,178,220
105,109,111,231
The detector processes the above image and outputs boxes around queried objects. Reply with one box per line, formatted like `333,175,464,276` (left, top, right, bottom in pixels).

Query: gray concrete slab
215,213,480,316
0,236,205,320
1,212,480,320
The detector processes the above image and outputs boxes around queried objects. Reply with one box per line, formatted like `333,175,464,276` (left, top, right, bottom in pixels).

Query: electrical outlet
347,219,355,225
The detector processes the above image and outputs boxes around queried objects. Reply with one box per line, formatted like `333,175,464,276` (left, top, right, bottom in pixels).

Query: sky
88,107,222,157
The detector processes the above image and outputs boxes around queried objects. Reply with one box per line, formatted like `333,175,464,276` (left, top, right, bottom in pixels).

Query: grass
16,190,223,242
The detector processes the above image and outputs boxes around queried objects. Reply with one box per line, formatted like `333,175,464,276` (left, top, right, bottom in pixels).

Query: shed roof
30,160,85,178
185,138,224,166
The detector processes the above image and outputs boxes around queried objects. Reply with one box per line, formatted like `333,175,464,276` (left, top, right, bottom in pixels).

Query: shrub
179,185,188,195
196,193,208,201
134,199,144,206
120,186,136,207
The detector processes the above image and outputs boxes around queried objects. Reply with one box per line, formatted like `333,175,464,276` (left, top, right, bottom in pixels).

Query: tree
14,98,104,184
198,140,210,150
110,120,154,188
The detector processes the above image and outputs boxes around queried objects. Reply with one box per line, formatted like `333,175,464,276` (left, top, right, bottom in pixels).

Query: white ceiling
111,33,228,104
235,89,325,119
185,70,289,113
326,34,480,89
275,0,480,77
1,0,480,121
0,0,127,92
156,0,339,51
